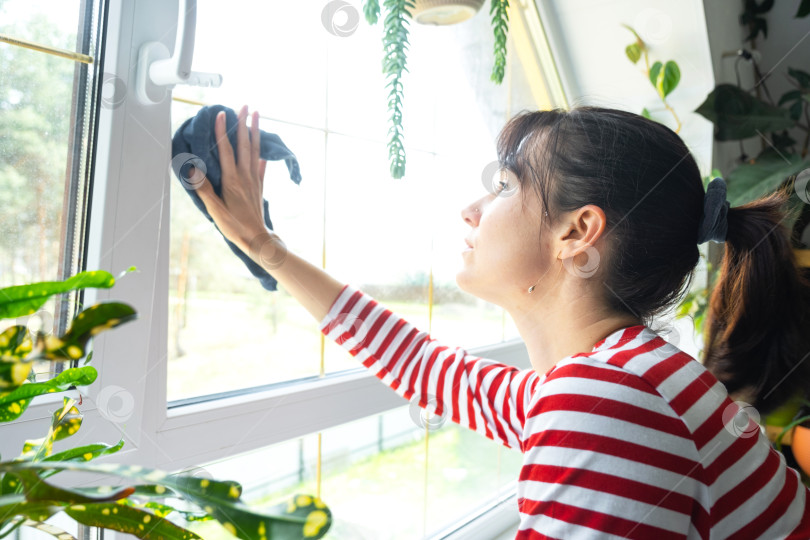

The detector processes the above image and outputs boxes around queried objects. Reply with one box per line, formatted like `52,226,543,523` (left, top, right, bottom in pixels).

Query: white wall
536,0,716,176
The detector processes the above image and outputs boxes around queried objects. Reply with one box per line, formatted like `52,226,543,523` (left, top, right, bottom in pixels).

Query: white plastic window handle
135,0,222,104
148,0,195,85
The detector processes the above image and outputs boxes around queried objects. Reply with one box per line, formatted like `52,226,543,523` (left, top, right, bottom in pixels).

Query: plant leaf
625,43,641,64
0,360,32,394
16,470,134,505
34,303,136,361
362,0,380,24
120,499,213,523
0,461,332,540
726,153,809,206
0,494,61,528
649,61,663,97
0,271,115,320
0,327,32,362
661,61,680,97
779,89,803,106
695,84,796,140
641,107,651,119
789,67,810,89
43,438,124,464
0,366,96,423
21,399,82,461
790,100,803,121
66,503,201,540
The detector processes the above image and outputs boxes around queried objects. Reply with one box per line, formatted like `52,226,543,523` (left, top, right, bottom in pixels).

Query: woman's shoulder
540,326,731,437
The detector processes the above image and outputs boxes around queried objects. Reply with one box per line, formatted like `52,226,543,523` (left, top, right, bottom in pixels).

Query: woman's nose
461,199,483,226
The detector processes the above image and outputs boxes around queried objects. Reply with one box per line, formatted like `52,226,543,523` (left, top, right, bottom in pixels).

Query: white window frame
2,0,566,536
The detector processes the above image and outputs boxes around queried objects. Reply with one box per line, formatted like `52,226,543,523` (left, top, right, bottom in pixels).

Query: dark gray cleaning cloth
171,105,302,291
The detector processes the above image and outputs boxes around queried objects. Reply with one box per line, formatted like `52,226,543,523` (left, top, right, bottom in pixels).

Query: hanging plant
362,0,511,178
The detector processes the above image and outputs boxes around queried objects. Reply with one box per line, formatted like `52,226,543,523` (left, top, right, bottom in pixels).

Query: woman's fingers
195,175,221,215
214,111,236,179
250,111,260,181
236,105,251,172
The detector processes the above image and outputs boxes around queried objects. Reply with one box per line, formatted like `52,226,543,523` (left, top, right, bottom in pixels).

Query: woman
195,104,810,538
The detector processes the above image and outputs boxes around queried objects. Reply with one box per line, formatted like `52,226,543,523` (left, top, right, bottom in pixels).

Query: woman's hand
194,104,345,321
196,105,271,257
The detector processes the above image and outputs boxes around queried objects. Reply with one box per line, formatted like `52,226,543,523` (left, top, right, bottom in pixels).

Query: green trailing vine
383,0,413,179
362,0,510,179
490,0,510,85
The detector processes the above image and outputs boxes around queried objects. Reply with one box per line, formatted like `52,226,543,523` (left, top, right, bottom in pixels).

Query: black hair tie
697,177,730,244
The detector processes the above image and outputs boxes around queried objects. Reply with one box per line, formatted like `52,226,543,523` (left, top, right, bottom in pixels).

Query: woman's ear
556,204,606,260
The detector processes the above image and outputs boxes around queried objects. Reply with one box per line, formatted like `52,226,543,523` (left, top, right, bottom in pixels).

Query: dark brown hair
702,189,810,415
496,105,810,415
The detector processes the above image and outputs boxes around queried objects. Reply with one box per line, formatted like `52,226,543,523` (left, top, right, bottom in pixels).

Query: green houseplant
0,270,332,539
361,0,510,178
622,23,682,132
674,0,810,343
669,0,810,477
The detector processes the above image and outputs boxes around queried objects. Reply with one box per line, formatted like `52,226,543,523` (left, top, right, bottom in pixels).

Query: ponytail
702,185,810,416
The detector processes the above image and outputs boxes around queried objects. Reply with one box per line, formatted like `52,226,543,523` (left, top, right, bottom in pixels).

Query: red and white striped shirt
319,284,810,539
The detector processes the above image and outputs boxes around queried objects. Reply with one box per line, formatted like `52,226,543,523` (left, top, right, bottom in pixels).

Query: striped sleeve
318,284,538,451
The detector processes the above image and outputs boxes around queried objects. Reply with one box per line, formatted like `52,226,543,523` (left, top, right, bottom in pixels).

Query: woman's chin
455,270,473,294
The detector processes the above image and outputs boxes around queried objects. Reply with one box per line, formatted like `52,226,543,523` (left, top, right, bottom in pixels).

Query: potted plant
772,398,810,484
0,270,332,539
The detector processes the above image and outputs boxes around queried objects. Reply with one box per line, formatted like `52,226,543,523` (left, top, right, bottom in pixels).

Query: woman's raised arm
193,105,536,451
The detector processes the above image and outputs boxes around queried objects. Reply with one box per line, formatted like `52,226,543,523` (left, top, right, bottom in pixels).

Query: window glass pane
0,0,103,379
168,1,549,400
168,102,327,400
174,406,522,539
188,3,327,129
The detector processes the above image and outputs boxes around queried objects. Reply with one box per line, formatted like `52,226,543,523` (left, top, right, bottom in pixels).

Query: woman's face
456,172,554,306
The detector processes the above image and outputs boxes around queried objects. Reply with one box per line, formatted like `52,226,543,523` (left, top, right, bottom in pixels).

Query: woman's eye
497,180,510,192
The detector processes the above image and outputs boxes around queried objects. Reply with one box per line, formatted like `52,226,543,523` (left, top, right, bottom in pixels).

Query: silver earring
528,284,535,293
